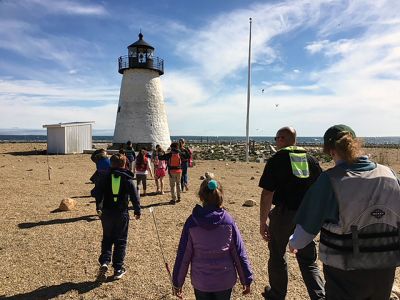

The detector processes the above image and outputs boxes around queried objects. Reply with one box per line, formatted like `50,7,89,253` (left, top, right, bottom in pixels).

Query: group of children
113,140,191,200
92,141,253,300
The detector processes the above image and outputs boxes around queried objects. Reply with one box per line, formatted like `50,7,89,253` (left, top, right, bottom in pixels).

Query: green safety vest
111,174,121,202
280,146,310,178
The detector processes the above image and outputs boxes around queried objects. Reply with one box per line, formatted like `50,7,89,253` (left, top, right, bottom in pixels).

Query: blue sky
0,0,399,136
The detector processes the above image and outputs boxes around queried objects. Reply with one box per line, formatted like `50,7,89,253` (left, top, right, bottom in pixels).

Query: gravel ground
0,143,399,300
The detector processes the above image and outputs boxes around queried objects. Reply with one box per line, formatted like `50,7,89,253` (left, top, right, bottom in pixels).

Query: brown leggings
136,174,147,191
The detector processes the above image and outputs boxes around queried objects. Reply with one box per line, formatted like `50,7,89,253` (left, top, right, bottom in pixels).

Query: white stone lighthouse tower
113,32,171,149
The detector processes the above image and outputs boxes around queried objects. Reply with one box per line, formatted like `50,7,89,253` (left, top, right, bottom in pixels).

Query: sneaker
261,286,278,300
176,198,181,203
113,267,126,280
96,264,108,281
169,199,176,205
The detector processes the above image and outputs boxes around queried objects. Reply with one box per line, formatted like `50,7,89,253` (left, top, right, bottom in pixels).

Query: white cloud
162,1,400,136
316,0,400,38
306,39,356,57
20,0,108,16
162,72,210,107
305,39,330,54
269,84,293,91
174,1,323,81
1,0,400,136
0,79,118,103
0,19,101,69
299,85,320,91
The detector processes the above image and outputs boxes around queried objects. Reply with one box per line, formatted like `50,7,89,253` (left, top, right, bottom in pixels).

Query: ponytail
334,133,362,164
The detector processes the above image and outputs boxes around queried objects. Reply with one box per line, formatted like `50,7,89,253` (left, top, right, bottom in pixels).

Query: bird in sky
261,89,264,93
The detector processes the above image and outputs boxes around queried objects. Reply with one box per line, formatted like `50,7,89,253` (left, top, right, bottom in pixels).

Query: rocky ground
0,143,399,300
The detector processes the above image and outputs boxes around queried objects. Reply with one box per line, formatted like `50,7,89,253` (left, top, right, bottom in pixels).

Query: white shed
42,121,95,154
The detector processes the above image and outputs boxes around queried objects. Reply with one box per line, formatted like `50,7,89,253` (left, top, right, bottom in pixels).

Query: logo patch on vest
370,209,385,219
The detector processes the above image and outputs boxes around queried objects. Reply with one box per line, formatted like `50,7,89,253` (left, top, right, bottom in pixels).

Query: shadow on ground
18,215,98,229
4,150,47,156
0,281,101,300
70,195,92,199
140,201,174,209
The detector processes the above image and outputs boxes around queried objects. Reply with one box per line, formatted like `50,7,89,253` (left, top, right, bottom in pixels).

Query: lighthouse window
139,53,146,63
118,106,121,113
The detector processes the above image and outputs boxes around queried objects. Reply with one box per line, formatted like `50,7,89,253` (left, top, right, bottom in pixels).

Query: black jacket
94,168,141,215
259,148,322,210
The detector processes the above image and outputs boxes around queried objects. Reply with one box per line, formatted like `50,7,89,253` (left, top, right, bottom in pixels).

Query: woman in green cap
289,124,400,300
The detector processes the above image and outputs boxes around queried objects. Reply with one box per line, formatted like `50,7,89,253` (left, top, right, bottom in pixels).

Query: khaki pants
169,173,181,201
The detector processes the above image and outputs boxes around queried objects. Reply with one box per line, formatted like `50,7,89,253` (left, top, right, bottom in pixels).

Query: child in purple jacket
172,178,253,300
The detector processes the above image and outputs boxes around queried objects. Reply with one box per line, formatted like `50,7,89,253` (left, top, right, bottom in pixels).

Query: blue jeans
180,161,188,190
98,210,129,269
194,288,232,300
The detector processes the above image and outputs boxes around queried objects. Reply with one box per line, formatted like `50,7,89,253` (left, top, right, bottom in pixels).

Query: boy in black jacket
94,153,141,281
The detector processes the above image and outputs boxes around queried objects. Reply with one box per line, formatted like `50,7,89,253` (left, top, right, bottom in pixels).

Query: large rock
58,198,77,211
243,199,257,207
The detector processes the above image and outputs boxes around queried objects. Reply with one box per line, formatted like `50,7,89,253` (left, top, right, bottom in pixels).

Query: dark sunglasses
274,136,285,141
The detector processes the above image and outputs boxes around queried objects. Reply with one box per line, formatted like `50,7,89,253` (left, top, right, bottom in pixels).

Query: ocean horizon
0,134,399,146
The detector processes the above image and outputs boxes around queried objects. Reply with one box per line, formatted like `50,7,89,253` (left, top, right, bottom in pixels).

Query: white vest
319,164,400,270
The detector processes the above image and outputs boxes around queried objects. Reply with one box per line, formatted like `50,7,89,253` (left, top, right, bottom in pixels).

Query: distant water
0,135,399,146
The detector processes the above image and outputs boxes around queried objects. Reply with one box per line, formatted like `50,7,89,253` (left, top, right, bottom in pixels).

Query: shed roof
42,121,95,128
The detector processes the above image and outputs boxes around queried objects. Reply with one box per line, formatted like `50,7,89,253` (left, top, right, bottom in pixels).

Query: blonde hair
325,132,363,164
198,178,224,207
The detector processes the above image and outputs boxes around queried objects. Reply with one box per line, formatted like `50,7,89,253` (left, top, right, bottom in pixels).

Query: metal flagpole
245,17,252,162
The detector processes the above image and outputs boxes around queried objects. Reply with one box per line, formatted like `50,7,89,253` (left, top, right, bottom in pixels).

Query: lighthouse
113,32,171,150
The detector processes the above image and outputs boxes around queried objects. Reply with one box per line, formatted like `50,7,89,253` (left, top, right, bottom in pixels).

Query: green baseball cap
323,124,356,145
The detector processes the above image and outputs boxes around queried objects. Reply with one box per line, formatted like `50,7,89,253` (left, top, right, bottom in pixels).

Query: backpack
136,156,148,172
169,152,181,170
125,147,135,161
154,155,167,170
188,149,194,167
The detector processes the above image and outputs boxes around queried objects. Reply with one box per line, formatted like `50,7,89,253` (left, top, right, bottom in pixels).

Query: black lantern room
118,32,164,75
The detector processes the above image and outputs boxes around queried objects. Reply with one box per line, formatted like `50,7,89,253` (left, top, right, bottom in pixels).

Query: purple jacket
172,204,253,292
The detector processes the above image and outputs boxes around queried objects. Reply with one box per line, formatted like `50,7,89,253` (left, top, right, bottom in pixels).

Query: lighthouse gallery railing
118,56,164,75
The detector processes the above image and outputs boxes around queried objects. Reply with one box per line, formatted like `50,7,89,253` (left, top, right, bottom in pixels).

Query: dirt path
0,143,399,299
